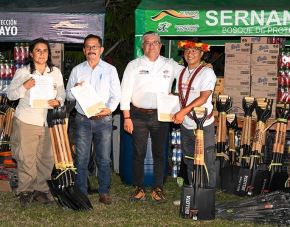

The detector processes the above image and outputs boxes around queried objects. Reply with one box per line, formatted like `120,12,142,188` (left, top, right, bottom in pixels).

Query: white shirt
66,60,121,114
120,55,182,110
179,67,216,129
7,65,65,126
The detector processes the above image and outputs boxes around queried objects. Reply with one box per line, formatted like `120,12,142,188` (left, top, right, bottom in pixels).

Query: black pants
181,123,216,188
131,108,169,188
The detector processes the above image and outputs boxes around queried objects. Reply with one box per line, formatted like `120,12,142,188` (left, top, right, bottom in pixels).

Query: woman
8,38,65,208
172,40,217,188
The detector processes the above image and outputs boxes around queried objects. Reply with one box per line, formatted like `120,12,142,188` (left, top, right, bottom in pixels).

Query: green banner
136,9,290,37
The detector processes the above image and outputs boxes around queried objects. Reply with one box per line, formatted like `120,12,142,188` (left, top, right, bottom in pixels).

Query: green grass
0,174,273,227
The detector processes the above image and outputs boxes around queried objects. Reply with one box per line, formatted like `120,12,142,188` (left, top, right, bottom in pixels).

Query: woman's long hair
25,38,54,74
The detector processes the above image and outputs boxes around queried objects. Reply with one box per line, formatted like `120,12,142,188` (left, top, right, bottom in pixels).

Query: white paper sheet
157,94,180,122
71,82,106,118
29,75,54,108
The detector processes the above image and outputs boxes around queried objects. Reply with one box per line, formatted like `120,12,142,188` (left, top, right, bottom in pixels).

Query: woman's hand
48,99,60,107
124,118,133,134
23,78,35,90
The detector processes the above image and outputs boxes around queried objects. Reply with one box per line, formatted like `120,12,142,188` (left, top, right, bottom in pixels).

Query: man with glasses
120,31,182,202
66,34,121,205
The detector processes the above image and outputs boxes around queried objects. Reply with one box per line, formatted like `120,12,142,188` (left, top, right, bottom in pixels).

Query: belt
131,105,157,114
206,110,214,120
77,112,109,120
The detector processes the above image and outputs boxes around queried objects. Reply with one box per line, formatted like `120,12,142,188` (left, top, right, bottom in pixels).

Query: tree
104,0,141,77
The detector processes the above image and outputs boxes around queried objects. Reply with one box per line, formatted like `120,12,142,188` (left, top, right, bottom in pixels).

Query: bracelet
124,117,131,119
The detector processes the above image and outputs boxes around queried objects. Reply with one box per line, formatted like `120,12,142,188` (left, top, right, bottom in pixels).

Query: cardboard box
225,42,251,54
224,86,250,97
252,43,280,55
225,53,251,65
251,54,278,66
251,76,278,87
225,64,250,76
241,37,269,44
251,65,277,78
224,75,250,87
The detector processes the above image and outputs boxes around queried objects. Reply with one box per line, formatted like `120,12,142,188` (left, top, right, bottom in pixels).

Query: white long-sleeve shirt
66,60,121,114
7,65,65,126
120,55,182,110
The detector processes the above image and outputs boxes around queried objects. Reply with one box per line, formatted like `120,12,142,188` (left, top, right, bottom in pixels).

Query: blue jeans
181,123,216,188
74,113,112,194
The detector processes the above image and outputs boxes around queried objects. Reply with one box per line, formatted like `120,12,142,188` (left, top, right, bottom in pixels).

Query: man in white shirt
66,34,121,205
120,31,181,202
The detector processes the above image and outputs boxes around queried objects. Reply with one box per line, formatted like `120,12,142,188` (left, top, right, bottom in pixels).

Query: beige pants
11,118,53,194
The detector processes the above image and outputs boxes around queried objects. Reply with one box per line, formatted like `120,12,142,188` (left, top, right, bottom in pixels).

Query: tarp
135,0,290,56
0,0,105,43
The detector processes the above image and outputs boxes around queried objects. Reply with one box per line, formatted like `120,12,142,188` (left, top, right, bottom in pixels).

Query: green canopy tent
134,0,290,57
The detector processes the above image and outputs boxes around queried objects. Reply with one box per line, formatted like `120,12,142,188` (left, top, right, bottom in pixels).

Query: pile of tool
0,94,17,168
47,105,92,211
216,190,290,225
180,107,215,220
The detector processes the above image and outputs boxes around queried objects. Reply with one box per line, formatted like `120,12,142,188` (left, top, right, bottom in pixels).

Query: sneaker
129,187,146,201
151,187,166,203
19,191,33,208
33,190,54,205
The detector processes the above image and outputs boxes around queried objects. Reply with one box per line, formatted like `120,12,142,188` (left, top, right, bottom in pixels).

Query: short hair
84,34,103,47
142,31,160,44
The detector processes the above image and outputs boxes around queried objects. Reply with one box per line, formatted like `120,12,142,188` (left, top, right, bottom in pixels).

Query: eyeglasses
84,45,101,50
143,41,161,47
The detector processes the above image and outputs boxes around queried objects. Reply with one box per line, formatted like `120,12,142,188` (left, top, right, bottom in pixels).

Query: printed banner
0,12,105,43
136,9,290,36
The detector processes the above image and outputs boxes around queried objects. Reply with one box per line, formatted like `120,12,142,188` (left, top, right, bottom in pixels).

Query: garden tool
47,106,93,211
266,103,290,192
215,95,232,188
247,98,273,196
220,113,240,193
180,107,215,220
235,96,256,196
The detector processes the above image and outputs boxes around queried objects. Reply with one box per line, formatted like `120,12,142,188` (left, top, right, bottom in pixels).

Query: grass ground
0,173,273,227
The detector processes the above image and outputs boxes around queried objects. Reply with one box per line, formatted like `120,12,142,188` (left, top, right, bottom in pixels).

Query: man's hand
124,118,133,134
48,99,60,107
96,108,111,117
23,77,35,90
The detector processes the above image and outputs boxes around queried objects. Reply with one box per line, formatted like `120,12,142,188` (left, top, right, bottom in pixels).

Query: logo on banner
151,10,199,21
157,22,171,32
52,21,88,29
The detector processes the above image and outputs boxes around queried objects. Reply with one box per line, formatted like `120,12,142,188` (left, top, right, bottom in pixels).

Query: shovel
180,107,215,220
215,95,232,189
235,97,256,196
220,113,240,193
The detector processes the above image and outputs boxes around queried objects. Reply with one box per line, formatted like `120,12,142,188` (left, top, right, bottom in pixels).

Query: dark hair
84,34,103,47
25,38,54,74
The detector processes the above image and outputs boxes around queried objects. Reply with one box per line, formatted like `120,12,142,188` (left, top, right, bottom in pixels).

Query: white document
157,94,180,122
71,82,106,118
30,75,54,108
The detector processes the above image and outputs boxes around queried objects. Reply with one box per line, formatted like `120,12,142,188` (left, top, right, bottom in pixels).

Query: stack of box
224,42,251,116
249,42,280,118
